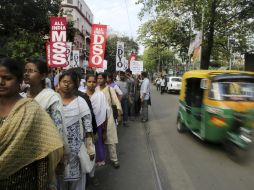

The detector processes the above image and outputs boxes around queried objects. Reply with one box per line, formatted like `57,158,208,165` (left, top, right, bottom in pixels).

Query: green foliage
104,34,139,72
0,0,62,37
5,33,44,61
0,0,75,62
143,46,179,72
137,0,254,69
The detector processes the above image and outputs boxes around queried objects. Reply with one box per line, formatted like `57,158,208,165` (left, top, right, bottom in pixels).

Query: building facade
61,0,94,65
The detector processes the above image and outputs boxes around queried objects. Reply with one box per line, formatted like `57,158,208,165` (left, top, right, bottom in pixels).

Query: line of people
0,56,151,190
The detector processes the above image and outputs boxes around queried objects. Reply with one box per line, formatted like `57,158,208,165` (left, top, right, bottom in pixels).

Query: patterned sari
0,98,63,189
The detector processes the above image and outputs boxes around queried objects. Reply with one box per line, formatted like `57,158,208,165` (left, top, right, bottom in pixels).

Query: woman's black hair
59,69,79,90
107,73,114,81
27,57,48,75
97,72,107,80
0,57,24,83
26,57,48,88
86,74,96,82
68,67,83,80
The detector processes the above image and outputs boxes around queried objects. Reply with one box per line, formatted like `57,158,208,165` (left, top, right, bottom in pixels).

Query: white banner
116,41,125,71
123,57,129,71
72,50,80,68
130,61,143,74
66,42,72,65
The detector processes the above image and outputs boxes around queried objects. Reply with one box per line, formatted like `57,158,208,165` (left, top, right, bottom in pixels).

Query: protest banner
72,50,80,68
123,57,129,71
116,41,125,71
49,17,67,68
66,42,72,65
130,61,143,75
88,24,107,68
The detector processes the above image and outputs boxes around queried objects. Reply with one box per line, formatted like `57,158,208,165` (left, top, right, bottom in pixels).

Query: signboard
49,17,67,68
66,42,72,66
88,24,107,68
72,50,80,67
130,61,143,75
123,57,129,71
116,41,125,71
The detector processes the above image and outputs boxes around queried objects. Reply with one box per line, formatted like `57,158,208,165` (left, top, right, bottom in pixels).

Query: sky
85,0,145,53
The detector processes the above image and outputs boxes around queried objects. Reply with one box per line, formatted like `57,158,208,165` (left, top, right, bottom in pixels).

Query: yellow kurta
97,86,122,144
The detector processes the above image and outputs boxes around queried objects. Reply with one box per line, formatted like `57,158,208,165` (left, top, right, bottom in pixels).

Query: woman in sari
0,57,63,189
58,70,94,190
96,73,122,168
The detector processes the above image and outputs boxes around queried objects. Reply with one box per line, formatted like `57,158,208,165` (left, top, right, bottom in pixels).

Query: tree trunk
201,0,217,70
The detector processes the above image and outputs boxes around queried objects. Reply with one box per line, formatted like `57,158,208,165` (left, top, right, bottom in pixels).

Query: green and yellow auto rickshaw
177,70,254,160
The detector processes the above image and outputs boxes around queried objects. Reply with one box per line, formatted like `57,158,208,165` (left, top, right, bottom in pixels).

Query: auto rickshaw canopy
179,70,254,101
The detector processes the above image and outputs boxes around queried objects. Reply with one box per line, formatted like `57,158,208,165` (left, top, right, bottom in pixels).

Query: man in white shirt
160,76,166,94
140,71,150,122
156,77,161,91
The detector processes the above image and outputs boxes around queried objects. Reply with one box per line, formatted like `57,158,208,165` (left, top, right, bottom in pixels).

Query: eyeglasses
24,69,39,74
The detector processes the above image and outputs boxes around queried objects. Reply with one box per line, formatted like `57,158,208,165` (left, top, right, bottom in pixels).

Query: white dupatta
63,96,91,127
34,88,61,110
90,90,109,126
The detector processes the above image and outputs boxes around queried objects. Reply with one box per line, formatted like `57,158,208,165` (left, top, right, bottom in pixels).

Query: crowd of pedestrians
0,56,151,190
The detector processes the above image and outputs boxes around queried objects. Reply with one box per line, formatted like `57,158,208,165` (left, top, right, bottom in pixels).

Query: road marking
143,122,165,190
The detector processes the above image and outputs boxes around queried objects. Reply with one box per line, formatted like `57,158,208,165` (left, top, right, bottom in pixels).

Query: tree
104,34,139,72
0,0,63,35
137,0,254,69
142,45,180,73
0,0,76,62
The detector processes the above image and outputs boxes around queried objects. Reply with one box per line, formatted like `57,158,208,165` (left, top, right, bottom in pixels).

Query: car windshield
209,80,254,101
171,78,181,82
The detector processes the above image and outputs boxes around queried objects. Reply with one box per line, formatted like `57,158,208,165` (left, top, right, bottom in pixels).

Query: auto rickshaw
177,70,254,160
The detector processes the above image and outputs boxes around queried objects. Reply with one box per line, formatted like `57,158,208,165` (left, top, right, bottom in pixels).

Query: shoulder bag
108,87,118,120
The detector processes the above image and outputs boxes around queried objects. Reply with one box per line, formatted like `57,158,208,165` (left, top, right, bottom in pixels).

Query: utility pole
228,37,235,70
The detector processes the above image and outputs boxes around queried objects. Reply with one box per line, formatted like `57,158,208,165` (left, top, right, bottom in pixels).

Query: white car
166,77,182,93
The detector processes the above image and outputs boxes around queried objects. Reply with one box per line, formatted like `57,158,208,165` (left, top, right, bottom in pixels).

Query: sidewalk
87,119,157,190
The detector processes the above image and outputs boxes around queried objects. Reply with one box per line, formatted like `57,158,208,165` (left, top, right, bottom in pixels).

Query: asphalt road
88,85,254,190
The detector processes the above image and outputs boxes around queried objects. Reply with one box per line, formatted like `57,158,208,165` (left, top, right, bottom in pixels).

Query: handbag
78,143,94,173
108,87,118,119
77,98,95,173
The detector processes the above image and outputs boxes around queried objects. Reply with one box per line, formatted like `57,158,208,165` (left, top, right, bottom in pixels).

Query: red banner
88,24,107,68
49,17,67,68
130,51,136,62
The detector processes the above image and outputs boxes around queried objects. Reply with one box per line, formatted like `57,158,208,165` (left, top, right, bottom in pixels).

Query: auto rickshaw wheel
177,117,186,133
224,140,248,163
